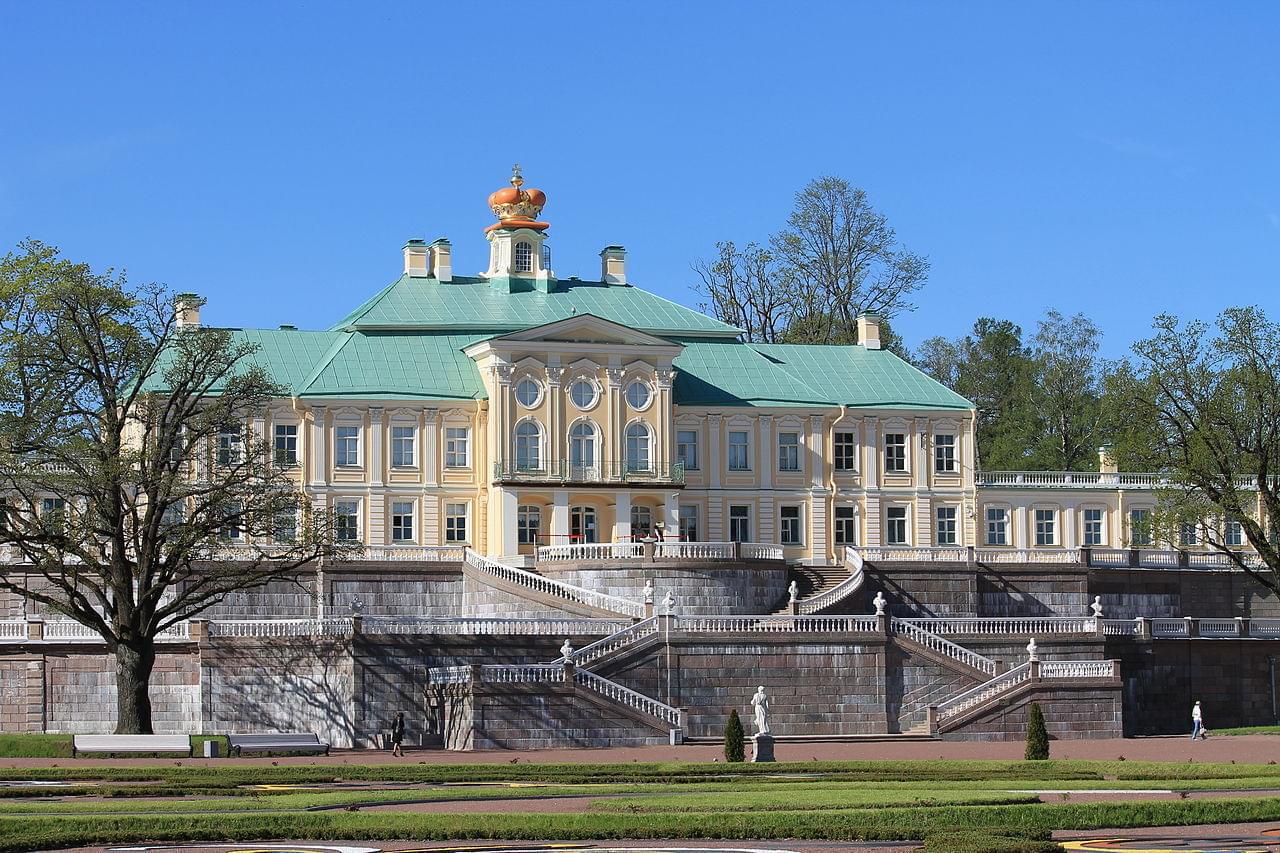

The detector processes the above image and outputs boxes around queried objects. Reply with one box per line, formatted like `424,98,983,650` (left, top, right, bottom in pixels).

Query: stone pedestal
751,733,775,763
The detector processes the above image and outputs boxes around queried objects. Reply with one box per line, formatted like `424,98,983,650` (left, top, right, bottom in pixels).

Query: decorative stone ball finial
643,580,655,605
1091,595,1104,619
788,580,799,604
560,639,574,661
1026,637,1039,662
873,591,887,617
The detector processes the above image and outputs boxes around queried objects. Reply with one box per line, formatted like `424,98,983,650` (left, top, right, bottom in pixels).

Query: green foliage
1026,703,1050,760
922,829,1062,853
724,709,745,762
0,735,71,758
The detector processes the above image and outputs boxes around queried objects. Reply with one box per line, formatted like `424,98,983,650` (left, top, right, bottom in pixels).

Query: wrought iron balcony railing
492,459,685,485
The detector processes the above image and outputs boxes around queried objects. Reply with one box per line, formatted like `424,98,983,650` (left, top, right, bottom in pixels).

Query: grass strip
592,788,1039,812
1,796,1280,851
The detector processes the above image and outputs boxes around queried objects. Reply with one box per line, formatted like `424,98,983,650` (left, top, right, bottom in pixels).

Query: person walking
391,711,405,757
1190,701,1203,740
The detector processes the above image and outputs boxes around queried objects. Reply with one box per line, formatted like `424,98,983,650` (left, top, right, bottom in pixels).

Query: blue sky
2,2,1277,358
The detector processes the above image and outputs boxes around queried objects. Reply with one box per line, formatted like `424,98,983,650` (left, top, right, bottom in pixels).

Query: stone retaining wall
1090,568,1280,619
539,562,789,615
865,562,1089,617
944,684,1123,741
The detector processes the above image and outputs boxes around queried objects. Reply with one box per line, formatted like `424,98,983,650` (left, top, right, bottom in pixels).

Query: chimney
429,238,453,282
600,245,626,285
174,293,202,329
403,240,429,278
856,312,882,350
1098,444,1118,474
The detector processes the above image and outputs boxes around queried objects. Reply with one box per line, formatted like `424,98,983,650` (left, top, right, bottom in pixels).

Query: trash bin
203,740,220,758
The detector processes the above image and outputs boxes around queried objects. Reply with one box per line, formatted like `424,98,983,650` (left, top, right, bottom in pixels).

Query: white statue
873,590,887,616
1026,637,1039,661
560,639,574,660
1090,595,1104,619
788,580,799,604
643,580,655,605
663,591,678,616
751,685,771,735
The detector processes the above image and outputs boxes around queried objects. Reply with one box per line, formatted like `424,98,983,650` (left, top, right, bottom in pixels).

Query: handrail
891,618,996,676
538,542,644,562
1040,660,1118,679
573,668,681,726
207,618,353,637
797,546,866,615
477,664,566,684
860,546,967,563
975,548,1081,564
676,614,879,633
977,471,1256,490
937,662,1032,721
361,616,630,636
554,616,661,666
464,549,644,618
895,617,1095,636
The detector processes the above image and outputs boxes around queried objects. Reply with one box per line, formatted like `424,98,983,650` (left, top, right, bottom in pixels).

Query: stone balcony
491,459,685,487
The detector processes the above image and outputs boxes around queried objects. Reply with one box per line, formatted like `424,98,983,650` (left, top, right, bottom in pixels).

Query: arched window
514,241,533,272
625,422,652,472
517,504,541,545
569,420,598,478
514,420,542,471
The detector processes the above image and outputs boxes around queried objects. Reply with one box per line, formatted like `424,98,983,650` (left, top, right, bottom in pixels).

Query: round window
569,379,598,410
515,378,541,408
625,381,652,410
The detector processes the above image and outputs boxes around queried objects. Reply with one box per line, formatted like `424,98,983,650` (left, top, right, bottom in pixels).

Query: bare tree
693,241,795,343
0,240,343,733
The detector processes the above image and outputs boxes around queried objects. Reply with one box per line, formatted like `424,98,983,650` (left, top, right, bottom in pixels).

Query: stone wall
945,685,1123,741
885,643,980,732
41,650,199,734
0,658,42,732
1090,569,1280,619
465,682,669,750
865,562,1089,617
539,562,789,616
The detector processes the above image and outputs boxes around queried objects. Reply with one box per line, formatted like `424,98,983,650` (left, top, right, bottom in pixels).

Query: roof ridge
297,331,355,395
330,275,405,331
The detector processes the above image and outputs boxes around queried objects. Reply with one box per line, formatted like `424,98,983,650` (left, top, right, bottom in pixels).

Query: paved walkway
1,734,1277,768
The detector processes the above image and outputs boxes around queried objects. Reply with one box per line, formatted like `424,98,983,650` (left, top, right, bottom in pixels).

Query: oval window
515,378,541,408
625,381,651,410
569,379,598,410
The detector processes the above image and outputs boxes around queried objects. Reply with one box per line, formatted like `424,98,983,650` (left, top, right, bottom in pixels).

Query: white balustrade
477,664,565,684
362,617,629,636
465,550,644,618
358,546,465,562
1088,548,1130,567
537,543,644,562
42,621,101,641
1040,660,1118,679
975,548,1080,565
676,614,879,634
1151,618,1191,638
207,618,353,638
573,669,680,726
891,618,996,676
427,665,472,685
937,663,1032,721
656,541,735,560
798,556,866,615
0,621,27,641
558,616,661,666
896,617,1095,636
977,471,1164,489
1197,618,1241,637
860,546,967,563
155,621,191,642
739,542,785,561
1101,619,1139,636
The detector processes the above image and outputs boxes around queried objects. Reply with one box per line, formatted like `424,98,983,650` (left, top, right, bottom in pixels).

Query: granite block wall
945,686,1123,741
539,564,789,616
866,562,1089,617
470,684,669,750
1090,569,1280,619
885,644,980,732
45,652,199,734
0,659,41,732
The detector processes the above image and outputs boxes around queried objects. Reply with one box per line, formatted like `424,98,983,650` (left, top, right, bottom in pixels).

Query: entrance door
570,506,597,543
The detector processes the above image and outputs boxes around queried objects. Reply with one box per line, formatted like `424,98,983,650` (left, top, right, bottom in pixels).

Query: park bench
71,734,192,757
227,732,330,756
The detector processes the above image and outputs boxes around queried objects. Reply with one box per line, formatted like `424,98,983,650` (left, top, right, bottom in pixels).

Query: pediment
493,314,679,348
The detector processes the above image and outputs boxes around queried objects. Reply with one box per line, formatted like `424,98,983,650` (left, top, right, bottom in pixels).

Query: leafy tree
724,709,745,762
1025,702,1049,760
1097,359,1165,471
953,318,1038,470
697,177,928,345
1027,310,1105,470
0,240,342,733
1128,308,1280,593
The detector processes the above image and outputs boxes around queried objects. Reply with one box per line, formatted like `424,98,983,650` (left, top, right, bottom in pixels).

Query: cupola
483,164,555,292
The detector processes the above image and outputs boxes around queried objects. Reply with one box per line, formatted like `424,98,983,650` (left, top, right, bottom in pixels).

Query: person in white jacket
1191,700,1204,740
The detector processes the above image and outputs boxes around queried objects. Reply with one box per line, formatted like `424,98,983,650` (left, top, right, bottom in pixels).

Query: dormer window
514,241,533,272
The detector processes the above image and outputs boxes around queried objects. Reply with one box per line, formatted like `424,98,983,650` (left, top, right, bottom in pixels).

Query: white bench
227,732,330,756
72,734,192,757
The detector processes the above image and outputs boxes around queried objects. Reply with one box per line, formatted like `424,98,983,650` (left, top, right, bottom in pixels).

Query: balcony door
569,421,598,480
570,505,598,544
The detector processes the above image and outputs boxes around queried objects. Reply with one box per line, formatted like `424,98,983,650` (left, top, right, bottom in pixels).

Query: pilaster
759,415,774,490
809,415,825,490
422,408,439,487
707,413,723,489
309,406,328,488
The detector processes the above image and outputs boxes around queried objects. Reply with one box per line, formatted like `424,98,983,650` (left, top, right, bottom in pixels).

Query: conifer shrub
724,709,745,762
1025,702,1050,761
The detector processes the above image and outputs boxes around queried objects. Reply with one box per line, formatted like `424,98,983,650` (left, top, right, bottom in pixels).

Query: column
499,488,519,557
1014,505,1028,549
309,406,328,488
367,407,384,545
656,369,675,476
422,408,439,487
663,490,679,534
809,414,830,561
606,368,624,474
863,417,879,489
546,367,563,474
615,490,632,542
551,489,570,544
810,497,829,564
1063,506,1078,549
914,417,930,487
492,364,513,474
758,415,774,490
707,495,724,541
707,414,723,489
251,413,266,462
809,416,826,490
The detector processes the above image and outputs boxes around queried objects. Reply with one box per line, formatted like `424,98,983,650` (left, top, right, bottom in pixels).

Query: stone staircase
462,549,644,618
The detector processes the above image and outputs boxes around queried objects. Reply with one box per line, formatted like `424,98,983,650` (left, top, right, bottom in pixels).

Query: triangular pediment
492,314,679,347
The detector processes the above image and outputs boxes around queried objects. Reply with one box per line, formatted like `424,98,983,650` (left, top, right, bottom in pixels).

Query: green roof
333,275,740,337
672,340,974,410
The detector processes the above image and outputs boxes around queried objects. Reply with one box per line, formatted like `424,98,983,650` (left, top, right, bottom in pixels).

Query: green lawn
1211,725,1280,736
0,734,227,759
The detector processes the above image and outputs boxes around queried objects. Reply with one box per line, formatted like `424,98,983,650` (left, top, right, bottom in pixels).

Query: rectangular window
390,426,416,468
728,504,751,543
335,426,360,467
1035,509,1056,546
678,504,699,542
834,431,857,472
1226,519,1244,547
391,501,415,542
777,432,800,472
445,427,469,468
161,500,185,530
1129,509,1152,546
884,433,906,473
41,497,66,516
445,502,468,542
886,507,909,545
217,428,242,466
334,500,360,542
934,434,957,473
219,501,243,542
272,508,297,544
936,506,957,545
1179,522,1199,547
676,430,699,471
517,505,541,545
834,506,857,545
727,430,750,471
1083,508,1104,546
986,507,1008,546
273,424,298,466
780,505,802,545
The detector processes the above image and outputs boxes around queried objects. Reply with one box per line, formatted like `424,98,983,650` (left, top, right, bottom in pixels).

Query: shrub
724,710,745,762
923,830,1063,853
1025,702,1050,761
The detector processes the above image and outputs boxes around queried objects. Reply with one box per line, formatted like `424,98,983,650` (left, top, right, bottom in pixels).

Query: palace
1,170,1276,750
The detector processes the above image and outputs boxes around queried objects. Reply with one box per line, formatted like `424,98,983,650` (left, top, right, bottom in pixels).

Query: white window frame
273,423,299,467
1034,508,1057,546
335,425,361,468
777,432,800,472
568,419,599,474
624,380,652,411
514,377,542,408
514,241,533,273
676,429,699,471
444,502,469,543
1083,507,1105,547
625,421,653,472
884,432,907,474
217,427,242,467
727,430,751,471
517,504,541,545
886,506,909,546
934,433,957,473
728,504,751,543
391,500,416,543
1226,518,1245,548
1129,508,1153,547
568,378,599,411
678,504,699,542
986,506,1009,546
936,506,958,546
390,424,417,469
1179,521,1199,547
334,499,361,543
834,505,857,545
514,419,544,471
444,426,470,469
834,431,857,472
780,505,803,546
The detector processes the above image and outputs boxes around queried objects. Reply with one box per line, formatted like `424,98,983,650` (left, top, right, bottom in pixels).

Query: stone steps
684,732,936,745
772,565,854,614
